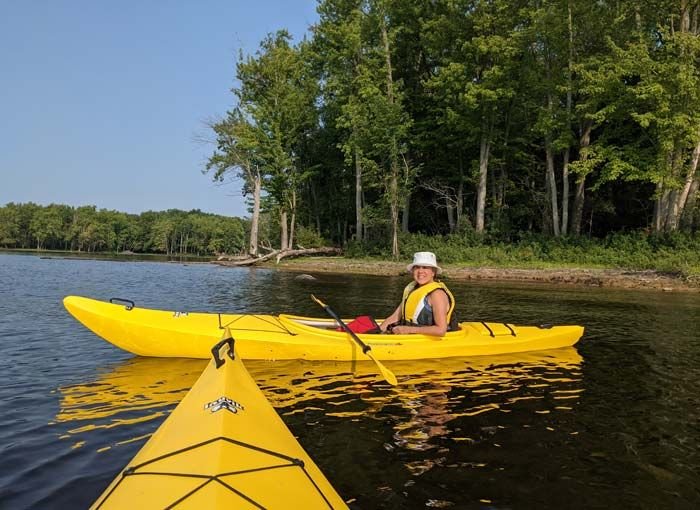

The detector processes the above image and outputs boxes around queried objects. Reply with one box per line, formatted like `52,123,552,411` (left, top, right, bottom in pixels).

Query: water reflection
245,349,583,461
54,358,206,450
55,349,582,464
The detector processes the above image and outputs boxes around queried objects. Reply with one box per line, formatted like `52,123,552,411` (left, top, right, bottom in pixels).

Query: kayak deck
91,336,347,509
64,296,584,360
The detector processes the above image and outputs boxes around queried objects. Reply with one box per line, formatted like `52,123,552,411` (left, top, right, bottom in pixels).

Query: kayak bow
91,332,348,509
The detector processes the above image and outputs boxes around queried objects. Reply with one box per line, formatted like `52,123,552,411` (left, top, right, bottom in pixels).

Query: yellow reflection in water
56,358,207,449
56,348,582,457
246,347,583,454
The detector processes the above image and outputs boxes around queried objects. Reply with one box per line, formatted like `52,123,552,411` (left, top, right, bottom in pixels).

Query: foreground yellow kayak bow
91,330,348,509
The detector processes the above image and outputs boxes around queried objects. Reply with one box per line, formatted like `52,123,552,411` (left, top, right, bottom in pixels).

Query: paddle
311,294,398,386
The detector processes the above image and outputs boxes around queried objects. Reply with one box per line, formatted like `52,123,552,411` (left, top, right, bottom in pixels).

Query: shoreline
5,249,697,292
220,257,700,292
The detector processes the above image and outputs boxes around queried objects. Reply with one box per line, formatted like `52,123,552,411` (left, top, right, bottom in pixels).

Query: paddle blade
367,351,398,386
310,294,326,308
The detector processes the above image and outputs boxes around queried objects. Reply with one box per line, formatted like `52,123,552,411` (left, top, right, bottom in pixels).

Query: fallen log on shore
214,247,342,267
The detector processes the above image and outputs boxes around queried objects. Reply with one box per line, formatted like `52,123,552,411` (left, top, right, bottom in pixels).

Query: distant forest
205,0,700,257
0,203,247,255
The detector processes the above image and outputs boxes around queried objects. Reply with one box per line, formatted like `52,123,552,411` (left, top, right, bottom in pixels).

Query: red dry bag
337,315,381,334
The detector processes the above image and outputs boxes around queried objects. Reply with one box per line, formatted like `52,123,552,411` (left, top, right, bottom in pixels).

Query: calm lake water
0,252,698,509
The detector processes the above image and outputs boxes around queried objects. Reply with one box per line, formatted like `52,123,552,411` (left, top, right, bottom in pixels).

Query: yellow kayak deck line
64,296,584,361
91,336,347,509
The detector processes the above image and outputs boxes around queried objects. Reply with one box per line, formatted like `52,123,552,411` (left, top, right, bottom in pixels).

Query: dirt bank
217,257,700,292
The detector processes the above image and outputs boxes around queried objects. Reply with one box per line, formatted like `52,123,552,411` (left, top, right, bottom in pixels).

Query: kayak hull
65,296,584,361
91,338,347,509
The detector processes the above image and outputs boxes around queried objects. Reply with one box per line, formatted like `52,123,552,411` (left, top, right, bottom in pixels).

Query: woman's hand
380,304,402,332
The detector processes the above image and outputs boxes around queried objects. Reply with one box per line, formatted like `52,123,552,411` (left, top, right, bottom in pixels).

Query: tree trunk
667,133,700,231
280,209,288,251
661,147,681,231
446,198,455,232
457,179,464,228
354,146,363,241
561,0,574,235
390,169,399,258
653,179,669,233
681,0,691,32
381,14,400,259
561,147,570,235
457,155,464,227
543,32,560,237
659,188,671,232
666,189,680,230
288,189,297,250
571,120,592,235
681,177,699,230
249,169,261,256
543,167,553,234
475,133,490,233
545,133,561,237
654,147,682,232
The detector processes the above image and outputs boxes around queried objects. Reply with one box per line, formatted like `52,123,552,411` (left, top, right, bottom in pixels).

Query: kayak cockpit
281,316,340,330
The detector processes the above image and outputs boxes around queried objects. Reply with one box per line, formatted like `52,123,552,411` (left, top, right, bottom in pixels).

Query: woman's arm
391,290,449,336
379,304,403,332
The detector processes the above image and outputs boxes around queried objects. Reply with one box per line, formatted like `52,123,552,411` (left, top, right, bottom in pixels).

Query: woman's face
412,265,436,286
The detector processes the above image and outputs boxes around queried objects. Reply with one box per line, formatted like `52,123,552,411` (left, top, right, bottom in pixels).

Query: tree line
206,0,700,258
0,203,247,255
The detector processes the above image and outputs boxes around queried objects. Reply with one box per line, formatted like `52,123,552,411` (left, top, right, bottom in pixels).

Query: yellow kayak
91,334,348,509
64,295,584,361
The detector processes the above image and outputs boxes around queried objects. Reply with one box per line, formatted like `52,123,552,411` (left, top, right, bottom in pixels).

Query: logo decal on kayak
173,311,189,317
205,396,244,414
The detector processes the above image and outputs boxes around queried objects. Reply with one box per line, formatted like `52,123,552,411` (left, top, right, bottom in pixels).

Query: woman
379,251,457,336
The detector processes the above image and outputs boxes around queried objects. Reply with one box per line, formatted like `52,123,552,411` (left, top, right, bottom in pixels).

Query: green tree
0,204,20,247
316,0,413,256
313,0,368,242
237,31,319,250
207,109,264,256
29,205,64,249
423,0,522,234
571,0,700,234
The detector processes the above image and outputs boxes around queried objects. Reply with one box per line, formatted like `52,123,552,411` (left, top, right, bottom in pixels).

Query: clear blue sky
0,1,318,218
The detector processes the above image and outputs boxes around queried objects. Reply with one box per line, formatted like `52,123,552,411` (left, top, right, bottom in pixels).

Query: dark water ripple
1,252,699,509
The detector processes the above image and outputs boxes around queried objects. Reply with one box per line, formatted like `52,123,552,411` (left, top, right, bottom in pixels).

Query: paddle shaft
311,295,397,386
320,304,371,355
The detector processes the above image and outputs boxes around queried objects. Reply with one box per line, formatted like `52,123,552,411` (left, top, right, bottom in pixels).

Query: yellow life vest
401,281,456,329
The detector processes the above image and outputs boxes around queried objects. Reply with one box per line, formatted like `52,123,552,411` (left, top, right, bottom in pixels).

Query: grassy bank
345,231,700,281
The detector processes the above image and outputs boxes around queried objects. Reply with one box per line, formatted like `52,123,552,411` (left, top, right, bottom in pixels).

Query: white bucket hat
407,251,442,274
